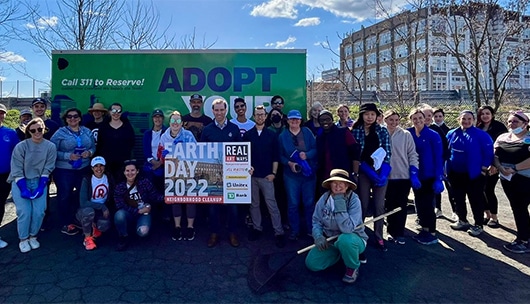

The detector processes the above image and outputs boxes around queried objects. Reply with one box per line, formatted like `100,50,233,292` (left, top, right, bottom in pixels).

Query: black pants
385,179,411,238
0,172,11,224
449,172,486,226
501,175,530,241
413,178,436,232
484,173,500,215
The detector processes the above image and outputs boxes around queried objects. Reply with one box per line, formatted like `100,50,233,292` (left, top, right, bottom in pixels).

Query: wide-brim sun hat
88,103,108,113
322,169,357,190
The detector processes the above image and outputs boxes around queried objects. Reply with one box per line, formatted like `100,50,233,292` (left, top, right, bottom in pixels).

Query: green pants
305,233,366,271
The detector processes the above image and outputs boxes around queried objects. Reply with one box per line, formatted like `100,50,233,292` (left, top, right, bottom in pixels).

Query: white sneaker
28,237,40,250
435,208,443,218
19,240,31,253
0,237,7,249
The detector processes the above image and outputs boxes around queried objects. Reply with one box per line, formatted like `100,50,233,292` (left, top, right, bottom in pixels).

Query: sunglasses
272,102,284,105
235,104,246,109
111,109,122,114
29,127,43,134
170,118,182,124
66,114,80,119
123,159,137,166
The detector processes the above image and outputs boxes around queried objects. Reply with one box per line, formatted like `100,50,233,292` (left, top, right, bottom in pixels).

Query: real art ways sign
163,142,251,204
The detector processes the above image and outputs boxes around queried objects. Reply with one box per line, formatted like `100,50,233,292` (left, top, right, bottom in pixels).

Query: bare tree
0,0,25,76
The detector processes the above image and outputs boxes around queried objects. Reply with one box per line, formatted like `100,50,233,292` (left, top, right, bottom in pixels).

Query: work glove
433,178,444,194
16,178,32,199
161,149,170,158
332,194,347,213
360,162,380,185
409,166,422,190
375,162,392,187
31,176,49,199
314,235,328,251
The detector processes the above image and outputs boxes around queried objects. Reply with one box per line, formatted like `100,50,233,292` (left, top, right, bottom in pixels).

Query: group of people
0,95,529,284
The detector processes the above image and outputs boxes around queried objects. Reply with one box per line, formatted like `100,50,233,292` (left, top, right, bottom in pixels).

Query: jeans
208,204,238,234
413,178,436,232
385,179,411,238
54,167,89,226
449,172,486,226
305,233,366,271
11,178,47,240
0,172,11,223
284,173,316,236
501,175,530,241
250,177,284,235
114,209,151,237
358,173,387,241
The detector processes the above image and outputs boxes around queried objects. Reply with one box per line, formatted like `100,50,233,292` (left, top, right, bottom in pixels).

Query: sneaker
503,240,530,254
171,227,182,241
229,233,240,247
61,224,80,236
248,229,261,241
413,231,438,245
376,239,388,252
395,236,406,245
487,219,500,228
435,208,443,218
245,214,253,228
92,224,102,238
450,220,470,231
19,239,31,253
449,213,459,223
83,236,97,250
116,236,129,251
275,234,286,248
0,237,8,249
342,267,359,284
185,227,195,241
207,233,218,248
467,225,483,237
28,237,40,250
359,253,367,264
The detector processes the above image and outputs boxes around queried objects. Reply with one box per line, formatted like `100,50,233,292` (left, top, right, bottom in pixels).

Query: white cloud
250,0,298,19
266,36,297,49
0,52,27,63
250,0,407,22
295,17,320,27
314,41,329,48
25,16,59,29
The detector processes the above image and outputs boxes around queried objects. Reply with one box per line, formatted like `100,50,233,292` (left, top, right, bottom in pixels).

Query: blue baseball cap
287,110,302,120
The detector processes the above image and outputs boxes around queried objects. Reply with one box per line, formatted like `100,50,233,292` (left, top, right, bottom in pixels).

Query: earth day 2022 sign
164,142,251,204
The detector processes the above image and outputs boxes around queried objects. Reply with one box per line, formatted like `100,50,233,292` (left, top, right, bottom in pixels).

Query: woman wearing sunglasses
8,118,56,252
96,103,135,181
51,108,95,236
159,111,197,241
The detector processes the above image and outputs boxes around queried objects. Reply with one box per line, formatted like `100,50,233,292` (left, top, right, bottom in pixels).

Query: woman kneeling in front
305,169,367,284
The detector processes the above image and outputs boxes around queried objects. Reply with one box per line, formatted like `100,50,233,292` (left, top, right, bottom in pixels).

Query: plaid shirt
351,124,391,163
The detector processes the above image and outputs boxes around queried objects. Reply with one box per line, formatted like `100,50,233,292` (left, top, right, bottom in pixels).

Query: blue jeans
114,209,151,237
54,167,89,226
284,173,316,236
11,178,47,240
209,204,238,234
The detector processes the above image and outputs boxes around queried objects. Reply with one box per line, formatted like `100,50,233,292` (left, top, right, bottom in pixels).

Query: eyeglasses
111,109,122,114
234,104,246,109
170,118,182,124
29,127,43,134
66,114,80,119
272,101,284,105
254,113,266,117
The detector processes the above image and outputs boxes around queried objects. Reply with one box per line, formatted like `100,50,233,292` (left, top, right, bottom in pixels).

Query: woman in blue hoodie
446,111,493,237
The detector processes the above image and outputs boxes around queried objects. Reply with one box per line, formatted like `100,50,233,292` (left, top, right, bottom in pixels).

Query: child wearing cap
76,156,114,250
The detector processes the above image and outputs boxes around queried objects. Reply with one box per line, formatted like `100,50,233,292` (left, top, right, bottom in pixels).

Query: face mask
511,127,525,135
271,115,282,123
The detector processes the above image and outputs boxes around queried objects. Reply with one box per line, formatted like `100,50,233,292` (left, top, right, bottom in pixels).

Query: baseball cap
19,108,32,116
287,110,302,120
32,98,47,107
190,94,203,101
152,109,164,117
0,103,7,113
91,156,106,167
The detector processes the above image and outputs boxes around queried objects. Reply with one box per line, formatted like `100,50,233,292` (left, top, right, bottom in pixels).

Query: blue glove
409,166,422,190
375,162,392,187
16,178,32,199
314,236,328,250
360,162,380,185
290,150,313,177
161,149,170,158
433,178,444,194
31,176,49,199
332,194,347,213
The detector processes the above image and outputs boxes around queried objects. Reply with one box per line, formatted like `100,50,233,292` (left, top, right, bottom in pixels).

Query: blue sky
0,0,402,97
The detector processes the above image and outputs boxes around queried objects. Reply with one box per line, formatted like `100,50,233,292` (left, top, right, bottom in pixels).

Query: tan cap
0,103,7,113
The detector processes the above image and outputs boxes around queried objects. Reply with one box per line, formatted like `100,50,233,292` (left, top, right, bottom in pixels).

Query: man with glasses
200,98,242,248
31,98,59,140
230,97,255,137
243,105,286,248
182,94,213,141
